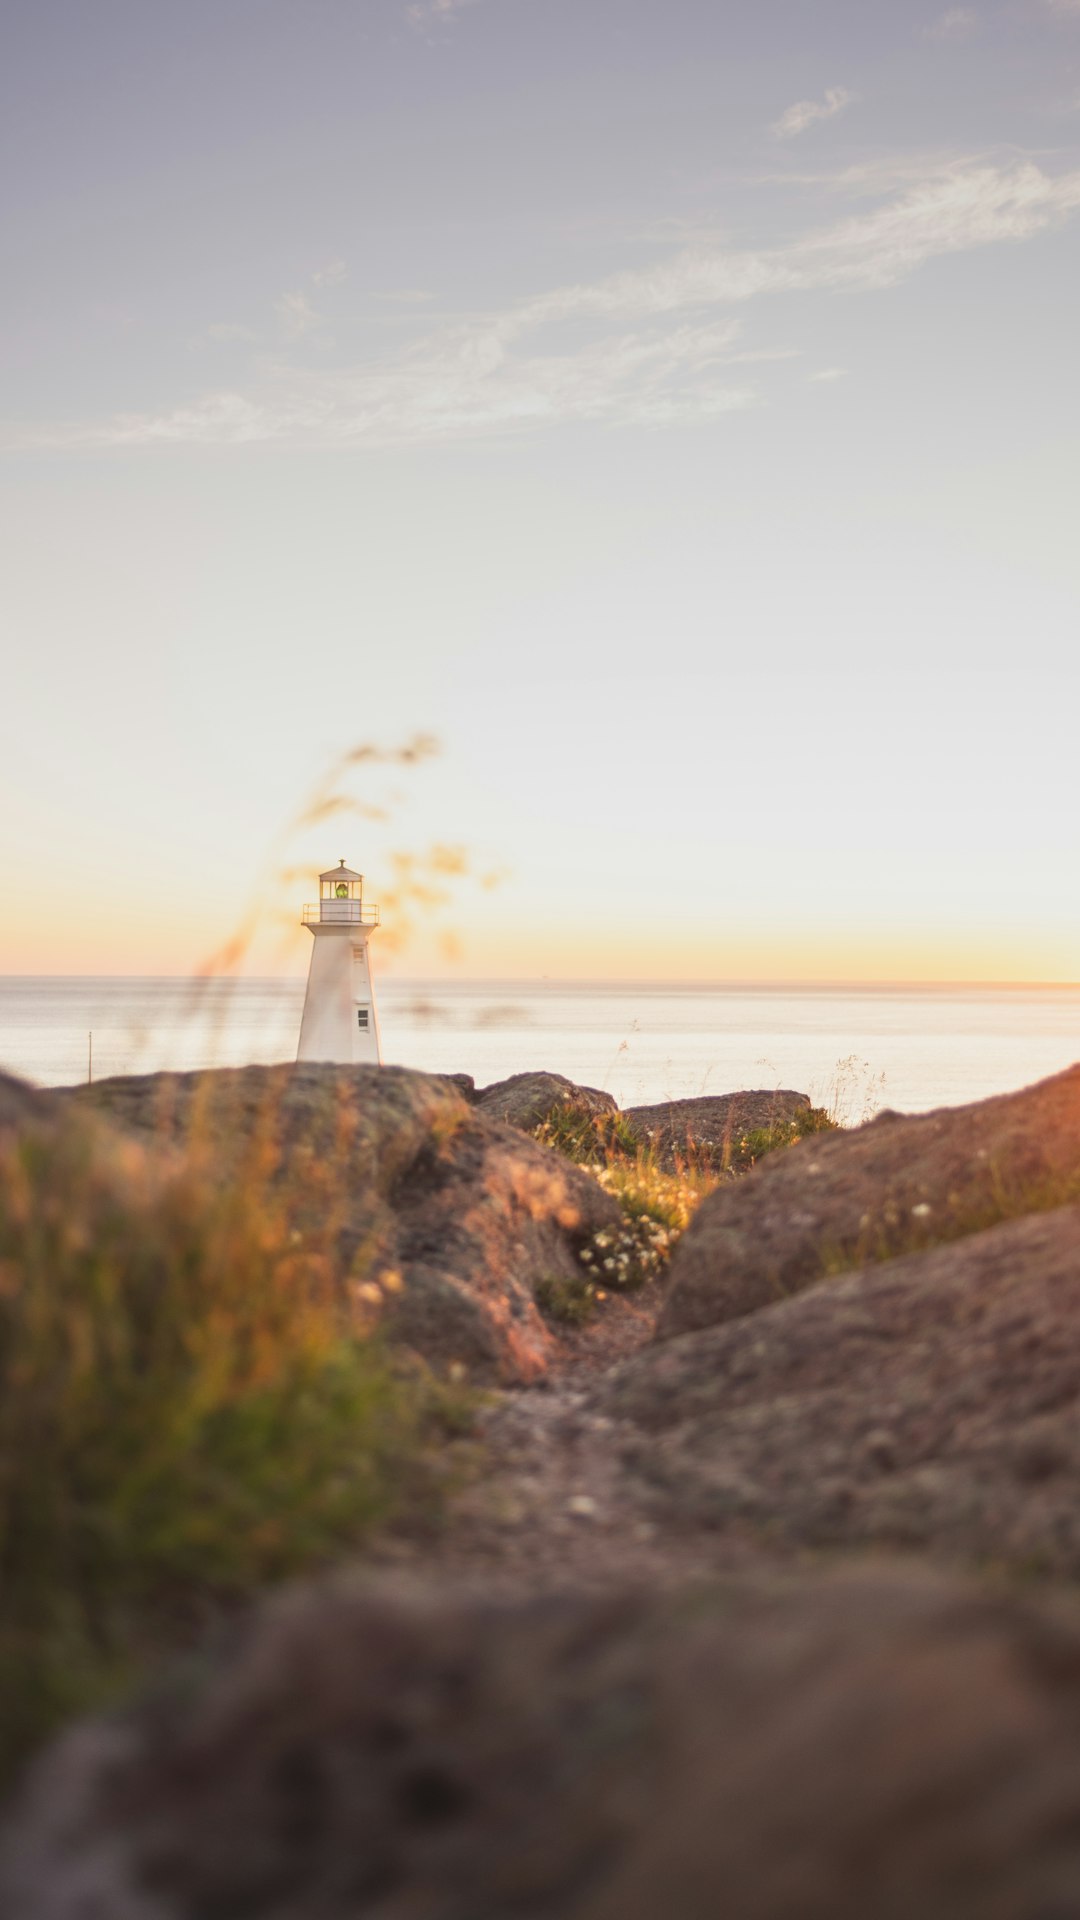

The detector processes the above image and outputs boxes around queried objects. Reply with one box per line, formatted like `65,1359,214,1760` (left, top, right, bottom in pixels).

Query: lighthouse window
357,1007,370,1030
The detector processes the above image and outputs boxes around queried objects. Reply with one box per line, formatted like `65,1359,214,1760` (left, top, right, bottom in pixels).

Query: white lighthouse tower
297,861,382,1065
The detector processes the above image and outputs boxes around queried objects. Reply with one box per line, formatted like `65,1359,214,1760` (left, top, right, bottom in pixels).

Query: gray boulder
658,1062,1080,1339
601,1204,1080,1573
624,1089,811,1171
437,1072,477,1101
62,1065,621,1385
9,1562,1080,1918
474,1072,617,1133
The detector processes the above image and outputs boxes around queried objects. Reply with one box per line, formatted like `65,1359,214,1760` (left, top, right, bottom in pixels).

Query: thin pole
88,1031,92,1085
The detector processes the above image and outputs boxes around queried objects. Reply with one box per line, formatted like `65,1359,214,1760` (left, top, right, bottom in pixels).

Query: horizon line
2,973,1079,993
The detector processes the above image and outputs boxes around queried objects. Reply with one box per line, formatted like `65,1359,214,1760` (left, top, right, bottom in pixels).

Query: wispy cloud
274,290,320,341
771,86,855,141
57,321,756,449
925,7,980,39
271,264,346,339
406,0,487,28
18,156,1080,452
810,367,847,382
516,159,1080,322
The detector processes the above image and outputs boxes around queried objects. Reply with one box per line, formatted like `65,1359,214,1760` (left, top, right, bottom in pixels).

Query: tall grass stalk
0,1098,463,1787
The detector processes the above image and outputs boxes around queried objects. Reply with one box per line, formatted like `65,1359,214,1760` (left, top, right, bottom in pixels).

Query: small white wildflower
912,1202,933,1219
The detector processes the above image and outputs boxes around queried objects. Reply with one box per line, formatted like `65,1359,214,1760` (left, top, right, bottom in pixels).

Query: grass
531,1101,640,1165
817,1161,1080,1282
0,1104,468,1789
580,1158,716,1289
530,1152,721,1319
537,1085,1080,1305
722,1105,836,1172
536,1096,836,1182
532,1098,837,1292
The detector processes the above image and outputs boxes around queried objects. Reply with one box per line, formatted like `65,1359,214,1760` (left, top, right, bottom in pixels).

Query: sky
2,0,1079,981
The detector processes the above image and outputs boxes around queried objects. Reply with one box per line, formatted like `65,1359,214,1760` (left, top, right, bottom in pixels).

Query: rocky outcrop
624,1089,811,1171
61,1065,622,1385
600,1204,1080,1571
474,1072,617,1133
0,1073,55,1135
15,1059,1080,1917
658,1062,1080,1338
438,1072,477,1101
10,1561,1080,1919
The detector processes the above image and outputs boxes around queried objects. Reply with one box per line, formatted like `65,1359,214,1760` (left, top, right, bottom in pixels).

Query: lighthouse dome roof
319,861,363,883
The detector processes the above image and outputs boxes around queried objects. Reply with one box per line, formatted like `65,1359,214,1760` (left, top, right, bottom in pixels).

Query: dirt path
374,1283,774,1596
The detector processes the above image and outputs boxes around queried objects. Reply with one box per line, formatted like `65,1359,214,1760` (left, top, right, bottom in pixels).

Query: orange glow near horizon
3,900,1077,988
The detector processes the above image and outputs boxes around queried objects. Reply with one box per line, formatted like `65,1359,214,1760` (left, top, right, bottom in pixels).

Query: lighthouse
297,861,382,1065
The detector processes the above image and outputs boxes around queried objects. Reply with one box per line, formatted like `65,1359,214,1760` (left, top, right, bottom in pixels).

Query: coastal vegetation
533,1095,835,1176
529,1093,837,1322
530,1103,640,1164
6,1060,1080,1915
0,1094,468,1786
722,1103,835,1170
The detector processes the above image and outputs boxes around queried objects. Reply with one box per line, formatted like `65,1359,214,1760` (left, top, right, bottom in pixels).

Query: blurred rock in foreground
7,1563,1080,1920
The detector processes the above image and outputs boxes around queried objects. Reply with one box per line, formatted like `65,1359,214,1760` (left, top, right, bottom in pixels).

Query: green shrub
534,1272,597,1325
0,1111,464,1786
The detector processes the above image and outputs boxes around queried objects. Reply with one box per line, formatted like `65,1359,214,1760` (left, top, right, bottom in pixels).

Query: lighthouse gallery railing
302,902,380,927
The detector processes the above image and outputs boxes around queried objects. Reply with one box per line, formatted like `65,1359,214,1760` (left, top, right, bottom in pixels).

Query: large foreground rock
474,1071,617,1133
659,1062,1080,1337
601,1204,1080,1573
0,1073,55,1134
624,1089,811,1171
61,1065,621,1385
10,1562,1080,1918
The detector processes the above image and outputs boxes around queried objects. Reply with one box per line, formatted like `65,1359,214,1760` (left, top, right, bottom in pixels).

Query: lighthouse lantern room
297,861,382,1065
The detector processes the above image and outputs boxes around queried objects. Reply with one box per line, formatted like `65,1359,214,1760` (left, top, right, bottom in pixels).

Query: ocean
1,976,1078,1118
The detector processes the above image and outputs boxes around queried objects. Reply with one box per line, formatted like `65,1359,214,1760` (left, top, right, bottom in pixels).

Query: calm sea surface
1,977,1078,1117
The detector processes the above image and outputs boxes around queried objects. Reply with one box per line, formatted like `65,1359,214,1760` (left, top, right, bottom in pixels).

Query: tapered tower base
297,862,381,1065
